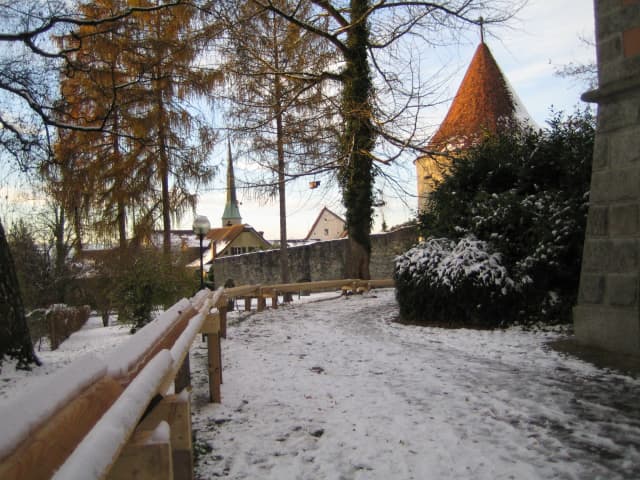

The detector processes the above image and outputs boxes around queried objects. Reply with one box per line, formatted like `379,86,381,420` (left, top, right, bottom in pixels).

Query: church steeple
221,139,242,227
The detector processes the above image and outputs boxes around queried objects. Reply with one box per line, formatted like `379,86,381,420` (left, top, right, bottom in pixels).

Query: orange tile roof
206,224,245,243
430,43,520,150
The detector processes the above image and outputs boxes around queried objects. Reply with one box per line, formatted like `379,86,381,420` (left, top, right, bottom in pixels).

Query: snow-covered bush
395,236,525,326
402,109,594,326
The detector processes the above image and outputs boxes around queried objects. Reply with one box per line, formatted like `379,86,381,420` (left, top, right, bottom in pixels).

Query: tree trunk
272,15,291,296
54,206,68,303
341,0,375,280
0,219,40,369
112,113,128,251
157,94,172,255
347,237,371,280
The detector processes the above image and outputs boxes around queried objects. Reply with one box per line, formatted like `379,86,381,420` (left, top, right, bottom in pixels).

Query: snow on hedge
395,236,516,295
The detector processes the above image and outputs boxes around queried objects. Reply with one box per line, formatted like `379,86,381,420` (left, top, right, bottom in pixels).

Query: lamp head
192,215,211,236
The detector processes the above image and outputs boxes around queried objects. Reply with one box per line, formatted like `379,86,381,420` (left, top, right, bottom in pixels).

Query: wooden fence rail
0,278,393,479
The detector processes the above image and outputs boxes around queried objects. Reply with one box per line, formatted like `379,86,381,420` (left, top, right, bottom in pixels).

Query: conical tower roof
430,42,534,150
221,139,242,227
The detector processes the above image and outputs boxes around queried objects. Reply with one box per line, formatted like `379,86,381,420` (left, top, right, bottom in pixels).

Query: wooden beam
219,306,227,339
257,295,266,312
200,312,220,335
106,428,173,480
174,355,190,394
137,395,193,480
0,376,123,480
207,332,221,403
223,285,260,297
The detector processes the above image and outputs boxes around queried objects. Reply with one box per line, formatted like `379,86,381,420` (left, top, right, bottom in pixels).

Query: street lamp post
192,215,211,291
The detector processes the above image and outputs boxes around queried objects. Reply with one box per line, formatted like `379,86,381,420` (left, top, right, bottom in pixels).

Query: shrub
92,248,195,332
395,236,529,326
397,108,595,326
46,304,91,350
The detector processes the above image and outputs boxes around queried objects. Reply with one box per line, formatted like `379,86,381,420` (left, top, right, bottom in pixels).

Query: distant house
207,224,272,257
305,207,347,241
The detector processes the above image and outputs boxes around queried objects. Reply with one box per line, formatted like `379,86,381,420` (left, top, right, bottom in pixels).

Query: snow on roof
148,230,203,249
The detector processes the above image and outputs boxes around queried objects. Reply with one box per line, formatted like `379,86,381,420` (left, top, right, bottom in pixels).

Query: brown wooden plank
0,376,123,480
106,429,173,480
136,395,193,480
201,312,220,335
218,306,227,340
207,333,221,403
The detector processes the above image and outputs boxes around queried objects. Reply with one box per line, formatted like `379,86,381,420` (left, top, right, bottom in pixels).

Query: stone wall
212,226,418,286
574,0,640,354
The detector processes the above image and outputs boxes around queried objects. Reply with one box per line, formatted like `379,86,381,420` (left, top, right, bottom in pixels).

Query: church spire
221,138,242,227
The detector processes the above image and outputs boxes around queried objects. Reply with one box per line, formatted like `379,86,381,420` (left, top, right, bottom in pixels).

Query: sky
1,0,597,243
185,0,597,240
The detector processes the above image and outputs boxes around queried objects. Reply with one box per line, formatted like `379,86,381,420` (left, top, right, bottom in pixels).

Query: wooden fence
0,278,393,479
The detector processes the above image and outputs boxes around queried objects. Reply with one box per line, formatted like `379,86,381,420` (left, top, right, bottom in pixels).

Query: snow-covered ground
0,316,131,404
2,289,639,479
189,289,640,480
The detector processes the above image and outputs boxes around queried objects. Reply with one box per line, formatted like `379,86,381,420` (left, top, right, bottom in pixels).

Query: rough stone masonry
574,0,640,354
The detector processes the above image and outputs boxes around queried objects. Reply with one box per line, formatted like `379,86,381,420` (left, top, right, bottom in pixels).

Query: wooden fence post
201,312,221,403
106,427,173,480
136,395,194,480
219,306,227,339
174,355,191,394
208,333,221,403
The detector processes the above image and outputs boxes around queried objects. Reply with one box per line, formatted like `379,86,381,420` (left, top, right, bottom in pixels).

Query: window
324,228,329,236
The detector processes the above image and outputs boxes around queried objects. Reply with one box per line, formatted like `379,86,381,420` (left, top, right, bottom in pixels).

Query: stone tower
574,0,640,355
221,139,242,227
416,41,534,211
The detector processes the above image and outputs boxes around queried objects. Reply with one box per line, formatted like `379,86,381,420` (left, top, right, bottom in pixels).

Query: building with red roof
416,41,535,211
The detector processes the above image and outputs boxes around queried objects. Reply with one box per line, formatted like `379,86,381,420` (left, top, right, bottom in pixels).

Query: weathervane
478,16,485,43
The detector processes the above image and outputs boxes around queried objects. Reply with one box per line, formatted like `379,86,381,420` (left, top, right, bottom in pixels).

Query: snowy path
189,289,640,480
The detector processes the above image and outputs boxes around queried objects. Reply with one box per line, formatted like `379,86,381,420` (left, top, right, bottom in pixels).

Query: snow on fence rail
0,287,225,480
0,278,394,480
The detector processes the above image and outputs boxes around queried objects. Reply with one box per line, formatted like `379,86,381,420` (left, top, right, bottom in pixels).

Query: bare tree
209,0,523,278
554,35,597,89
216,0,339,286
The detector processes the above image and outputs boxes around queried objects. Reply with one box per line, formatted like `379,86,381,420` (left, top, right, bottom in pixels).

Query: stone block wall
574,0,640,354
212,226,418,286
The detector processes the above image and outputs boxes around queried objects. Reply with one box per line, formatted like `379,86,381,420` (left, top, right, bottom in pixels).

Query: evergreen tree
50,0,219,250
